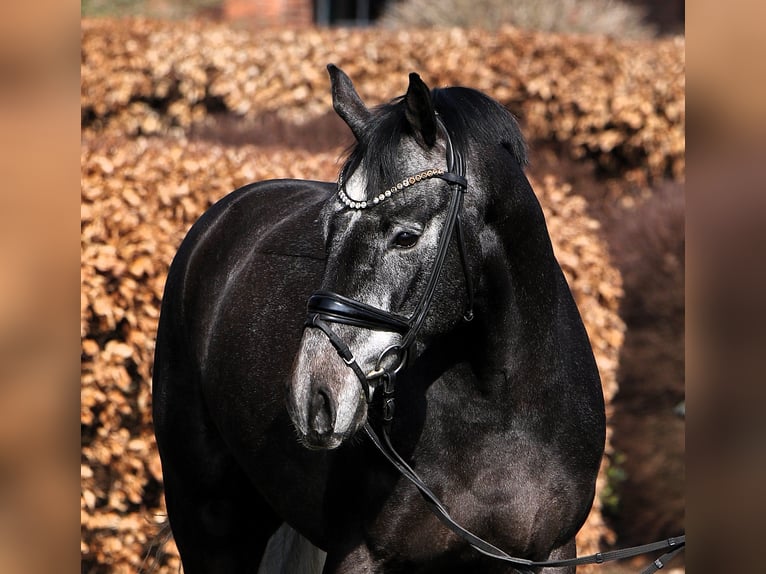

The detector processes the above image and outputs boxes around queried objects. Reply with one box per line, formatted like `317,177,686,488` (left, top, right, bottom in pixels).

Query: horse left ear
405,72,437,147
328,64,371,142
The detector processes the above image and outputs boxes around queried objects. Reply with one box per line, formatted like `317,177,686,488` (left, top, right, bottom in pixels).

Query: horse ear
405,72,437,147
327,64,370,141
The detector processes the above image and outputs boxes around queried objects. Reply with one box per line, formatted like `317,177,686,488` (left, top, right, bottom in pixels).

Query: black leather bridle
302,119,685,573
306,117,472,408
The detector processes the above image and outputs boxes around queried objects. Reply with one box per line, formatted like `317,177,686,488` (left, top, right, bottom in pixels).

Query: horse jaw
287,328,368,450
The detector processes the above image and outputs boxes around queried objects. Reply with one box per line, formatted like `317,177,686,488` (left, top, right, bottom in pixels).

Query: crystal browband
337,168,447,210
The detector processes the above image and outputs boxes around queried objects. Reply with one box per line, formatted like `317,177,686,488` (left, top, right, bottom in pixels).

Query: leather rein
303,121,685,572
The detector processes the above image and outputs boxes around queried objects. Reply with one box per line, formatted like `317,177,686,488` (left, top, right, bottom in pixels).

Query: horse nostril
309,384,336,437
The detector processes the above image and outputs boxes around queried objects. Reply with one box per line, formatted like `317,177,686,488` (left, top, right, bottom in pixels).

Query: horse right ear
327,64,370,142
404,72,437,147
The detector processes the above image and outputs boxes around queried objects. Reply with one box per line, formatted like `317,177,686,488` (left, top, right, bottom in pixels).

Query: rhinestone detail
337,168,446,210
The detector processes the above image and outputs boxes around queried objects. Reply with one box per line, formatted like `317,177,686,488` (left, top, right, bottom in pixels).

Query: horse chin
297,428,354,451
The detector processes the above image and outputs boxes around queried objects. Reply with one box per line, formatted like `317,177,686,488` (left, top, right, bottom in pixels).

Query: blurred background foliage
81,0,682,37
81,0,221,19
379,0,654,37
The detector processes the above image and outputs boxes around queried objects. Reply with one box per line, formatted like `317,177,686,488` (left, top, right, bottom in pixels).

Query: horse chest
362,437,560,569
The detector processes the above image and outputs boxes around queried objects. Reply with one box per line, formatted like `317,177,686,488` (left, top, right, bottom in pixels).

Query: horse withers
152,65,605,573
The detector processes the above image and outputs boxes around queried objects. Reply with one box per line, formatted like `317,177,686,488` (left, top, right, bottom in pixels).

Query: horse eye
392,230,420,249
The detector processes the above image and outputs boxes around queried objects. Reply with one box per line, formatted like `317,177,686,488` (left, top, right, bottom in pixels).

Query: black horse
153,65,605,573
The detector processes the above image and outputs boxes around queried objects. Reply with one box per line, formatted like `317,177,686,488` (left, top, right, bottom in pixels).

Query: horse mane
431,86,528,168
340,86,528,203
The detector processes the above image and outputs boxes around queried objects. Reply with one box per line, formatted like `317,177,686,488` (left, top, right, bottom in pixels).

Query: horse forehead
398,137,446,171
344,137,446,203
343,165,368,202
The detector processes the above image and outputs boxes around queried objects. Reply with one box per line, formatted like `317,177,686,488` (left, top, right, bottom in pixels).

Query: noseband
305,118,471,408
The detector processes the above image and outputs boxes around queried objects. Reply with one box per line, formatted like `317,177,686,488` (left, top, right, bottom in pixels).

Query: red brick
223,0,312,26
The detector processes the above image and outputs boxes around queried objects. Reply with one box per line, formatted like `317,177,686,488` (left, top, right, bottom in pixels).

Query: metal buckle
374,345,407,376
364,344,407,400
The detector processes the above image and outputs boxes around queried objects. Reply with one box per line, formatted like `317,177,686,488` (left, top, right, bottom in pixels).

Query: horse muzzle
290,377,367,450
288,328,372,450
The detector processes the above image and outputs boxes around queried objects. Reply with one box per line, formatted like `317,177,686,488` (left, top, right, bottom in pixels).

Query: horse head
287,66,492,449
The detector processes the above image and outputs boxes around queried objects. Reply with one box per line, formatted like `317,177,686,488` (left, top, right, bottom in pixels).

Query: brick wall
223,0,313,27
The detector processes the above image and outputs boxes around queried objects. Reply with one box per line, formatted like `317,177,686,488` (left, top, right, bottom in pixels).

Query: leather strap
364,421,685,570
308,291,410,334
399,180,465,350
455,212,474,321
307,316,372,401
640,543,687,574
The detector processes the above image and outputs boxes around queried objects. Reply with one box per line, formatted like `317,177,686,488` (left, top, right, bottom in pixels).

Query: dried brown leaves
532,174,624,559
82,19,684,185
79,17,677,572
81,136,342,571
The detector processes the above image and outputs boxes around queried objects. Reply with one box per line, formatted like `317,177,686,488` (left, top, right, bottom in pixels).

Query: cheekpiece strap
436,171,467,189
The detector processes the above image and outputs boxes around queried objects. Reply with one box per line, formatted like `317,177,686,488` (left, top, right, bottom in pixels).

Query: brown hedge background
81,18,684,573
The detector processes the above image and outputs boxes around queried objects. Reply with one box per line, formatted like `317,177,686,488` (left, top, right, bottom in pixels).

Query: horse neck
471,170,567,384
